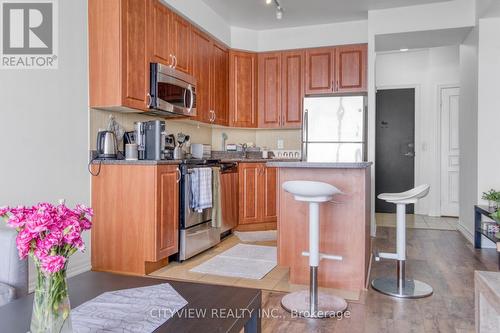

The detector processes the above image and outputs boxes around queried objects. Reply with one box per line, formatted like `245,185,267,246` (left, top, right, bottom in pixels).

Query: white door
440,87,460,217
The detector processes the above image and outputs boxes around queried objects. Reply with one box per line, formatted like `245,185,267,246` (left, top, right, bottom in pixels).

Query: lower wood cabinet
91,164,180,276
238,163,277,226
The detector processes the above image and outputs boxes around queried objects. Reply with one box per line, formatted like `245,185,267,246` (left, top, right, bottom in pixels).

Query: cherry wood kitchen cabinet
281,50,305,128
335,44,367,93
191,29,212,123
170,13,191,74
91,163,180,276
149,0,172,66
89,0,150,111
305,44,367,95
238,163,277,228
305,47,336,95
258,50,304,129
258,52,282,128
229,50,258,128
153,165,180,261
210,42,229,126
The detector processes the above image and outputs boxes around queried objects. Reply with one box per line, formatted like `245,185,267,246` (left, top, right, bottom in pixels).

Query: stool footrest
302,251,343,261
378,252,398,260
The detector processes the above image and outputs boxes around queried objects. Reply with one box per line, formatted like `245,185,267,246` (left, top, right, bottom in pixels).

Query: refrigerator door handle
302,109,309,161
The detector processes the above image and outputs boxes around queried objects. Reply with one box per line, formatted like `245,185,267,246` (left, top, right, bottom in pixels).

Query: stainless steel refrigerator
302,96,367,162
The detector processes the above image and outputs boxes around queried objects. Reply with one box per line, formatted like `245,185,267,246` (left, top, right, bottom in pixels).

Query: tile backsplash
89,109,301,151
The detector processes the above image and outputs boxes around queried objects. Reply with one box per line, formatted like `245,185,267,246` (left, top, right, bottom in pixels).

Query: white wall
458,27,479,241
0,0,90,283
367,0,476,235
376,46,460,216
477,17,500,204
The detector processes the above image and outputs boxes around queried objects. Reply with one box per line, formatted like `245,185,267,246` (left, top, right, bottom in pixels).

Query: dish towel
211,167,222,228
190,167,213,212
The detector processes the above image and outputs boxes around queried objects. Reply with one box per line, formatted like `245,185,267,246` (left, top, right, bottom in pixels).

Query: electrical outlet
277,139,284,149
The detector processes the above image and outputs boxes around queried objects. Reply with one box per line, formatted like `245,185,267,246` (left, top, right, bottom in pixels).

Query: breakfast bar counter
267,161,372,292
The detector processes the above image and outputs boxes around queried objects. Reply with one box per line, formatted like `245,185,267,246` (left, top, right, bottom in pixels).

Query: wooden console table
474,205,500,269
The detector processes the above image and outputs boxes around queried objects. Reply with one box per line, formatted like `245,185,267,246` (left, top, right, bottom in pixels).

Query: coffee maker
144,120,166,160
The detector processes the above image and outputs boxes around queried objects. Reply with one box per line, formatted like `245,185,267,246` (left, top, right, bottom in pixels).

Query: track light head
276,7,283,19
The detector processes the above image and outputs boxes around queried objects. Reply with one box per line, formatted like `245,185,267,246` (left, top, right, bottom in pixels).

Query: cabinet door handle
212,110,216,122
332,80,334,92
173,55,178,68
169,54,174,68
176,168,181,183
336,79,339,91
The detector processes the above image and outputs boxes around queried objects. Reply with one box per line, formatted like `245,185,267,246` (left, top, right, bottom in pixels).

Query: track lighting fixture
266,0,284,20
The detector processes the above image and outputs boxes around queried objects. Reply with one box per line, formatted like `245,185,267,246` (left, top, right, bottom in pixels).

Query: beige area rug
190,244,277,280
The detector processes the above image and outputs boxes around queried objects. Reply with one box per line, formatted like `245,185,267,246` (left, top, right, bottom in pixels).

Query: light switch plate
277,139,284,149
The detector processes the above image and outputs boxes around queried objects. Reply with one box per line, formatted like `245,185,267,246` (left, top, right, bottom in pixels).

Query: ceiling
375,27,472,52
202,0,452,30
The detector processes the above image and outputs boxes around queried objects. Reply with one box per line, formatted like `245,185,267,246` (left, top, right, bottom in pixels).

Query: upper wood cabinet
305,47,336,95
257,50,304,129
211,42,229,126
281,50,305,128
229,50,258,128
170,13,191,74
89,0,149,111
149,0,172,66
336,44,367,93
258,52,282,128
305,44,367,95
238,163,277,224
191,29,212,123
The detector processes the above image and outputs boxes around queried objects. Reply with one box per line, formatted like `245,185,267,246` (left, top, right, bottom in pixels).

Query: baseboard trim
457,220,495,249
457,221,473,244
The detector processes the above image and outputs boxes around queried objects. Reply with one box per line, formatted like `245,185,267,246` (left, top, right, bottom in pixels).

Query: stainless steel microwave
148,63,197,117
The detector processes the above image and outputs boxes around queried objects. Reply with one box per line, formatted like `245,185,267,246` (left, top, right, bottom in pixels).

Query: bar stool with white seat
280,180,348,318
372,184,433,298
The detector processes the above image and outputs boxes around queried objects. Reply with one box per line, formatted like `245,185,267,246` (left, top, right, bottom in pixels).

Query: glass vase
488,200,497,209
30,263,72,333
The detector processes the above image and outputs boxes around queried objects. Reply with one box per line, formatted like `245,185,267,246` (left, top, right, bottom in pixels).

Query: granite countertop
90,158,299,165
220,158,301,163
91,159,182,165
266,161,373,169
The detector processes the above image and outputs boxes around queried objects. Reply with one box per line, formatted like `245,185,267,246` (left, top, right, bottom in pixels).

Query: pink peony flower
2,202,92,272
0,206,9,217
75,204,93,218
16,228,36,259
41,255,66,274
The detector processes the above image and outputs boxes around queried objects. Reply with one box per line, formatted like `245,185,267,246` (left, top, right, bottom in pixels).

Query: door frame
375,84,422,213
437,84,460,217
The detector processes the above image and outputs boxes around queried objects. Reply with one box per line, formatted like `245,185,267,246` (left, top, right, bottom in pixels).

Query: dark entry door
376,89,415,213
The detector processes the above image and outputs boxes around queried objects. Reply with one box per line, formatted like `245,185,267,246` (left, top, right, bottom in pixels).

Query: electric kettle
96,130,118,159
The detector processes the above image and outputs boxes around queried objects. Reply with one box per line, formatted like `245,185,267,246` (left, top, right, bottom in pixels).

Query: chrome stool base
371,277,433,298
281,290,348,318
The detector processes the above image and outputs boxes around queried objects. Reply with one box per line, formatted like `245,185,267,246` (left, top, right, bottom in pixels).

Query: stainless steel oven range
178,159,221,261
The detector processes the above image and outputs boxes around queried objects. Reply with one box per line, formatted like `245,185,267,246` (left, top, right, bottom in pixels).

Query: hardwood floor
261,227,498,333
